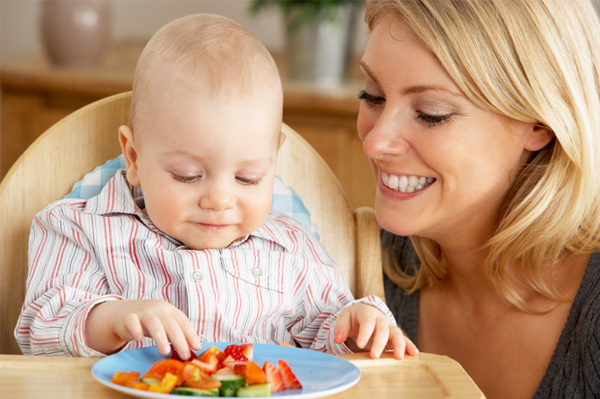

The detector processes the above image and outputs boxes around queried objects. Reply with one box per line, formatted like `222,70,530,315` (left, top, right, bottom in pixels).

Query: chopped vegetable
199,345,227,364
125,380,149,390
149,372,179,393
111,370,141,386
141,377,161,386
241,361,267,385
182,363,222,390
172,387,219,397
212,374,245,396
236,383,272,397
109,343,302,396
144,358,185,385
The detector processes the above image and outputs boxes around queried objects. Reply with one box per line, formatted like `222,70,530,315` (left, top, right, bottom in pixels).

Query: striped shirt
16,171,393,357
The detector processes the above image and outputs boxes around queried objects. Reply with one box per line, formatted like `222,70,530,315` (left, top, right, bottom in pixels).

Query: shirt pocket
217,248,294,295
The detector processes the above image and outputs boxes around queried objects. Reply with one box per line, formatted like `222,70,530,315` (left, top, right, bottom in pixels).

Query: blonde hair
367,0,600,311
130,13,281,130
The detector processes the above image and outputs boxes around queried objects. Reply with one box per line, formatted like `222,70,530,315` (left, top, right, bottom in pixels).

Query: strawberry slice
190,351,219,375
223,360,248,376
240,344,254,361
278,360,302,389
263,361,285,392
222,355,235,363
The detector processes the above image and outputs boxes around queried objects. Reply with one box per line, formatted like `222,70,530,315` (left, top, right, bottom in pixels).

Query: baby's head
119,14,284,250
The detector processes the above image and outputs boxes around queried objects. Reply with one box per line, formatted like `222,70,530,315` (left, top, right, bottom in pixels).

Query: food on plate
110,343,303,397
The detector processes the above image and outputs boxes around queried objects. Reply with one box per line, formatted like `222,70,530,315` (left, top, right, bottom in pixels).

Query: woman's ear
278,131,287,149
524,123,554,152
118,125,141,187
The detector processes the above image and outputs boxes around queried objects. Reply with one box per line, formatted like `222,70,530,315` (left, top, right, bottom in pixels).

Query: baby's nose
199,190,235,210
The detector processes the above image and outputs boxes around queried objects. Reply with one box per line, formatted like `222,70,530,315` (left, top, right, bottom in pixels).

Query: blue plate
92,343,361,398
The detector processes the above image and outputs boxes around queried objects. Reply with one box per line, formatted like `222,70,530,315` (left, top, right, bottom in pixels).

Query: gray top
382,232,600,398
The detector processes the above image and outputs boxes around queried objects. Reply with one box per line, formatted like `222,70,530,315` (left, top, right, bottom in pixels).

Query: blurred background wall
0,0,369,60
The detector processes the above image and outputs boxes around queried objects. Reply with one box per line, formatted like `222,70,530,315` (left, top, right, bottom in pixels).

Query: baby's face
128,84,282,250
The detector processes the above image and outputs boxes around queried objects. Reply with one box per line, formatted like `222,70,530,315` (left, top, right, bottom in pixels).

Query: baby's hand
333,303,418,360
87,299,201,360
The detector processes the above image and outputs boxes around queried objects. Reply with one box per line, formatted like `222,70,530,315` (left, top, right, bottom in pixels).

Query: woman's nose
361,116,411,161
199,189,235,211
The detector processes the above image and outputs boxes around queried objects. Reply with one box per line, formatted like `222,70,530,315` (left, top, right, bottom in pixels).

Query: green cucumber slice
236,383,272,397
171,387,219,397
212,374,245,397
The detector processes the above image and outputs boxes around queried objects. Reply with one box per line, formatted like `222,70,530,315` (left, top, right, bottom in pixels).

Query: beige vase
40,0,111,67
285,4,358,85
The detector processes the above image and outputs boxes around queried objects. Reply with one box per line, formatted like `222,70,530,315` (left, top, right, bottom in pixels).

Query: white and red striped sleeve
266,215,397,354
15,199,123,357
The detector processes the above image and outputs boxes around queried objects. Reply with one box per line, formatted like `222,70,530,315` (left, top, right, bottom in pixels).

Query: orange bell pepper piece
111,370,141,386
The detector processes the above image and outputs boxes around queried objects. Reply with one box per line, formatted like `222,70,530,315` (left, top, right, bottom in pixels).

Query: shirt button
251,267,263,278
192,271,204,282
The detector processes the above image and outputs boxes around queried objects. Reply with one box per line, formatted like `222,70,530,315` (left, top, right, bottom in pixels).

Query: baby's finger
368,318,390,359
122,313,144,342
354,313,376,349
142,315,171,355
176,315,202,352
404,335,419,357
388,325,409,360
163,315,192,360
333,310,351,344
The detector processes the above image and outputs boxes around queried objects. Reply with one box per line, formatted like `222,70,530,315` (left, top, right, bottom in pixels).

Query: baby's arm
85,299,201,359
282,223,409,357
16,202,200,357
333,302,418,359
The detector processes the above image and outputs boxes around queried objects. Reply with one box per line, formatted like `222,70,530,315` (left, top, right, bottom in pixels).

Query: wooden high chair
0,92,384,355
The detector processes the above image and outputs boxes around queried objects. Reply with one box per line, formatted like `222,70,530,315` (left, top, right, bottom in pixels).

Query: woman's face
357,17,546,247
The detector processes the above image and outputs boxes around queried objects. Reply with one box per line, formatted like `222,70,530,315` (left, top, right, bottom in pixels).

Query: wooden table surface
0,351,485,398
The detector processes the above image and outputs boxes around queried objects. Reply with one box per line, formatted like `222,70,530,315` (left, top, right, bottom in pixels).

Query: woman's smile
381,171,435,193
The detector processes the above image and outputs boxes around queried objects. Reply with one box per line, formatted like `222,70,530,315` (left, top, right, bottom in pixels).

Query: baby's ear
524,123,553,152
118,125,141,187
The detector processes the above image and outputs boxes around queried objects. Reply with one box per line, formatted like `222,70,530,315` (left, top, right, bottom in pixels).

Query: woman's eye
358,90,385,107
171,173,200,183
417,112,453,128
236,176,262,185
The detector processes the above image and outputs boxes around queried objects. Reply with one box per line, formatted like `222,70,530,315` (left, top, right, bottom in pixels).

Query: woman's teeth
382,172,434,193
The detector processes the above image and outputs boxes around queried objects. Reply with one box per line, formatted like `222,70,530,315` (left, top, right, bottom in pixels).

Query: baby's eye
358,90,385,108
417,112,453,128
236,176,262,185
171,173,200,183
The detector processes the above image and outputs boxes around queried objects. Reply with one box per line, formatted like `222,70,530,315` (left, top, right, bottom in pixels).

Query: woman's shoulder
535,252,600,397
576,252,600,315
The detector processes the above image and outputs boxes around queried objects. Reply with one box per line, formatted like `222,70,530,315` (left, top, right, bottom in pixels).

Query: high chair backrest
0,92,384,355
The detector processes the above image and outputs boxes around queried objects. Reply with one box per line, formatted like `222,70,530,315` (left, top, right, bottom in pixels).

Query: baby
16,14,417,360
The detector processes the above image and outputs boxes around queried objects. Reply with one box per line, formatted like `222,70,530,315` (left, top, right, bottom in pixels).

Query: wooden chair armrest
354,206,385,301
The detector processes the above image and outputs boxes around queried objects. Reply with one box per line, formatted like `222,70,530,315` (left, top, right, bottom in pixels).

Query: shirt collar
84,170,295,252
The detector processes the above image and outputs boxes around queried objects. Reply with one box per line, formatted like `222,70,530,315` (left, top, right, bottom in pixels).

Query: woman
358,0,600,397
